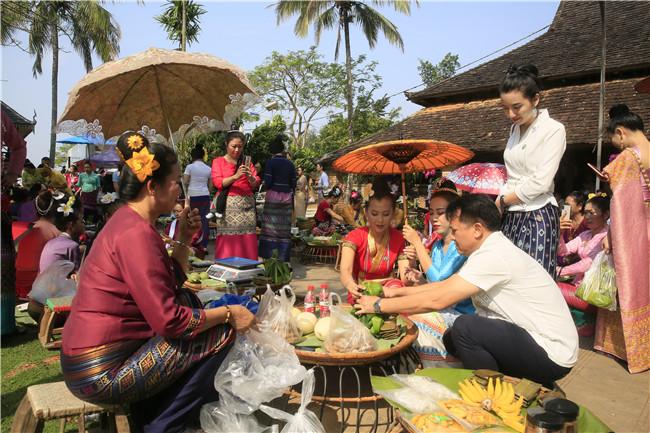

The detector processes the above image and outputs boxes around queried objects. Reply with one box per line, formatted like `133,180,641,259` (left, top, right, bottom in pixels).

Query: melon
296,312,318,334
291,307,301,318
314,317,332,341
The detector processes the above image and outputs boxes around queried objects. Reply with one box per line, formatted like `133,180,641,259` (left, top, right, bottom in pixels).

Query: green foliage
155,0,206,50
54,143,75,167
249,47,346,148
177,131,226,169
246,115,287,170
417,52,460,87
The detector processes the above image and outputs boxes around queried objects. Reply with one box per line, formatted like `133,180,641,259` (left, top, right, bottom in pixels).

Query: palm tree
2,1,121,161
155,0,206,51
275,1,416,143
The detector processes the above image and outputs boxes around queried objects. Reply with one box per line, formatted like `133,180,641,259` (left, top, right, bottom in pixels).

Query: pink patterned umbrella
446,163,507,195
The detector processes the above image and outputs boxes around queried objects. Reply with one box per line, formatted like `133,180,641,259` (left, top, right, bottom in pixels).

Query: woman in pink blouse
61,132,255,433
211,131,260,260
557,194,610,312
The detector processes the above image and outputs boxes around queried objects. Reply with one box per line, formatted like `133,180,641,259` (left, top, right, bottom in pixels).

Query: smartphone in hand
587,163,607,179
244,155,252,167
561,204,571,220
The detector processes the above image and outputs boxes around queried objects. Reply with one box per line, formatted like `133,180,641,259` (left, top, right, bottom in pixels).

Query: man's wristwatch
373,299,382,314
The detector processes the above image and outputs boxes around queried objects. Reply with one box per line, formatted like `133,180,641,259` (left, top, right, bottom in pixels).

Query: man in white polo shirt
354,194,578,387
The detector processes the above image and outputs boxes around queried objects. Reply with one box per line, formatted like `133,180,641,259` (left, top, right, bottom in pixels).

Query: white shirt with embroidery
501,109,566,212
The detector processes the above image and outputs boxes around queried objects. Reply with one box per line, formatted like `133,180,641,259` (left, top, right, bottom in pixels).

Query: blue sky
1,1,559,163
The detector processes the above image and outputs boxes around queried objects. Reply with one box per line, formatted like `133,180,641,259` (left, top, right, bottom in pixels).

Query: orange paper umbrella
333,139,474,222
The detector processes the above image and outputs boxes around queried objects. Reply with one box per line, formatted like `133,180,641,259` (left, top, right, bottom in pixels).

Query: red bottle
304,285,316,314
318,283,330,317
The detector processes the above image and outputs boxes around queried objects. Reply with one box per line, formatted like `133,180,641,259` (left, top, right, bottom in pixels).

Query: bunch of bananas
458,377,525,432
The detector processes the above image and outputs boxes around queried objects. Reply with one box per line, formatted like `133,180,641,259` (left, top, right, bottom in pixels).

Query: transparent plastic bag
576,251,618,311
200,402,278,433
391,374,459,400
214,327,307,415
256,286,303,343
28,260,77,304
260,369,326,433
374,386,441,414
324,293,377,353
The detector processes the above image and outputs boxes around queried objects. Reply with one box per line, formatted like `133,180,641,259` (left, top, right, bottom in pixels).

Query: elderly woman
61,132,255,433
340,179,411,305
211,131,260,260
294,166,309,221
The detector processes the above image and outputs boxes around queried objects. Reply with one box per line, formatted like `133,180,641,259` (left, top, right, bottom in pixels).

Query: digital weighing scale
206,257,264,283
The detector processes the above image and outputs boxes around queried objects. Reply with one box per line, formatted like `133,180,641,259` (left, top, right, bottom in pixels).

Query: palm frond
313,5,337,44
370,0,416,15
354,3,404,50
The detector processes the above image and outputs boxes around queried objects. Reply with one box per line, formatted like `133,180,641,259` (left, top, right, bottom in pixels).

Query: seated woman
402,188,471,367
335,189,365,228
557,194,609,334
312,186,345,236
28,192,84,322
340,179,411,304
61,132,255,433
15,190,61,300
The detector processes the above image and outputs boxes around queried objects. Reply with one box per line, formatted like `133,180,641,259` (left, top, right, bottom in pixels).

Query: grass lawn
1,310,68,432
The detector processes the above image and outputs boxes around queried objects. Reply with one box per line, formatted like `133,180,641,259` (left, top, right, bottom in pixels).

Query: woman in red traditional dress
211,131,260,260
61,131,255,432
340,179,411,304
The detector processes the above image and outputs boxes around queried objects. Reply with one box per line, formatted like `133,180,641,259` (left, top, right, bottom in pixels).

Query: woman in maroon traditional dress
61,131,255,433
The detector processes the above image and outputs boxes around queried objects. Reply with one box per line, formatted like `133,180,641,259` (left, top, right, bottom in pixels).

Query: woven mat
27,382,119,419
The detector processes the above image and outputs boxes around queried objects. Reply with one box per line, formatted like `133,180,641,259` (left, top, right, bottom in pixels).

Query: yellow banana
487,377,495,400
493,378,503,403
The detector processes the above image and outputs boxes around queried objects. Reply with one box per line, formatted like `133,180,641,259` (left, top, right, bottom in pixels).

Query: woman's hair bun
608,103,630,119
116,131,149,162
506,64,539,78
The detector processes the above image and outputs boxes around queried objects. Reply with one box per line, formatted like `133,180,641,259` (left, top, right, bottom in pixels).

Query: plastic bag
260,368,326,433
256,286,303,343
375,387,441,414
324,293,377,353
29,260,77,304
200,402,278,433
576,251,617,311
391,374,459,400
214,327,307,415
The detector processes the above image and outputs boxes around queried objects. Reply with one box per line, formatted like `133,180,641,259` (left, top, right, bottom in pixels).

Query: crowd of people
0,62,648,432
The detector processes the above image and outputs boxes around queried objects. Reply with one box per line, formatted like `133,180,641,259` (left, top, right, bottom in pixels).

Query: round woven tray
294,316,418,366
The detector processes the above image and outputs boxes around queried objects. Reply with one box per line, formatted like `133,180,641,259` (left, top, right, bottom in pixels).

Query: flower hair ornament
57,195,75,216
588,192,608,200
117,132,160,182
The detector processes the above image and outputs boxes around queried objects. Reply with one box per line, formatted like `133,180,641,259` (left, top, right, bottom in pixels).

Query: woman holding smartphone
496,64,566,276
211,131,260,260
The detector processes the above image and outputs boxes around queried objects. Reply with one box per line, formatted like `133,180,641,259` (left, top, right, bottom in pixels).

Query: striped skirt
259,190,293,261
502,203,560,277
61,289,233,405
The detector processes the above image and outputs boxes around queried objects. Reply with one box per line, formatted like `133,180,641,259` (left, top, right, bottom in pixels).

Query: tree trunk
181,0,187,51
49,26,59,162
343,10,354,144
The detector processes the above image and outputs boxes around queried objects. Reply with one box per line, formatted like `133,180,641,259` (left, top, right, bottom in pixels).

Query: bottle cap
530,412,565,430
307,285,315,290
320,283,329,289
544,398,579,421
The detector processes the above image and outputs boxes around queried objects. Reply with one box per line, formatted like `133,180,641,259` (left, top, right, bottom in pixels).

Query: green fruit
199,272,209,280
362,281,384,297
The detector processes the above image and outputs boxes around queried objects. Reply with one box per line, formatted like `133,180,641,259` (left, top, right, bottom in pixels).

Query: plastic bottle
318,283,330,317
304,285,316,314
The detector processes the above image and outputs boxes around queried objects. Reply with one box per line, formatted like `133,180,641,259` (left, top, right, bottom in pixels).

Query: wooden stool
11,381,130,433
38,296,73,350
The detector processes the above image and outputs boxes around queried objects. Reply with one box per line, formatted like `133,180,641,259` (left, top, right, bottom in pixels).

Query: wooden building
321,1,650,196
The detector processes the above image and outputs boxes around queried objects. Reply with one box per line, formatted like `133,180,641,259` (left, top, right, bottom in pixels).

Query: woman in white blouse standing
496,64,566,276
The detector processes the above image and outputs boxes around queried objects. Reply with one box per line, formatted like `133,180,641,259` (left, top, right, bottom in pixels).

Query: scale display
207,263,263,283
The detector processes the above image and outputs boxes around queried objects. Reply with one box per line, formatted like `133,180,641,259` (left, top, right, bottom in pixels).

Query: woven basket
297,218,315,231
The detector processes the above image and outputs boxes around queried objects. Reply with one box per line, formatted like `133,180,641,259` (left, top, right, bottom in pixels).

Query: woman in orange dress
340,179,410,304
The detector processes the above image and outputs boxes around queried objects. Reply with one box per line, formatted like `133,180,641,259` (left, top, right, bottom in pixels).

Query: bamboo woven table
289,316,420,433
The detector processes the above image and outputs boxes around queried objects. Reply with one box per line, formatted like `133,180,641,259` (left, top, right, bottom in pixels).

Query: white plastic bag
391,374,458,400
324,293,377,353
256,286,303,343
28,260,77,304
200,402,278,433
374,386,440,414
214,327,307,415
260,369,326,433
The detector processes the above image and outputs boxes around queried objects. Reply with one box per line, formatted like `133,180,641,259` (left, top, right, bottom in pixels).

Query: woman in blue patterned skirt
495,64,566,277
